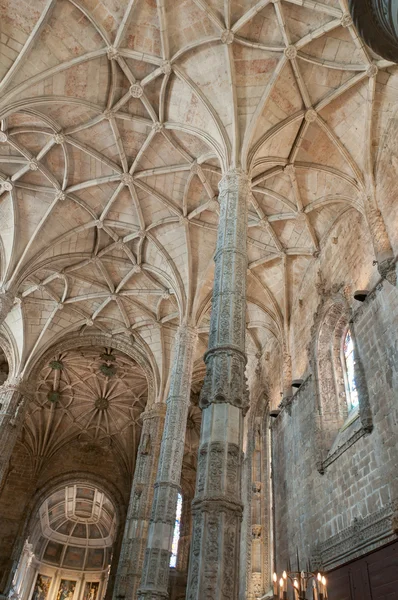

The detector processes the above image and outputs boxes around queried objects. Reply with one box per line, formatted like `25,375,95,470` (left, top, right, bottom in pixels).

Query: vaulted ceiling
0,0,397,399
30,483,117,570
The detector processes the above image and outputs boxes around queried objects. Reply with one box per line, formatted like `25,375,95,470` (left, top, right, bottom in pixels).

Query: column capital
0,377,34,400
176,323,197,343
218,169,250,196
141,403,167,421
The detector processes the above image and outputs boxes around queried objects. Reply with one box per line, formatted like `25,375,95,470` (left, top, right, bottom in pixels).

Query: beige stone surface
0,0,396,401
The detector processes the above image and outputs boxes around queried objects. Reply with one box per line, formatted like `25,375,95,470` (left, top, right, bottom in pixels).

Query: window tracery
312,295,372,472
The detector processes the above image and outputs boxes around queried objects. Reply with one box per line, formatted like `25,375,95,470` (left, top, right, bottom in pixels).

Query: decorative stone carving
283,163,295,176
341,13,353,27
313,501,398,570
284,45,297,59
305,109,318,123
251,524,262,539
367,63,378,78
0,379,34,489
53,133,65,144
0,131,8,143
130,83,144,98
220,29,234,44
107,46,119,60
120,173,133,185
309,290,373,470
112,403,166,600
378,257,397,286
187,171,249,600
160,60,172,75
138,325,197,600
28,160,39,171
1,181,13,192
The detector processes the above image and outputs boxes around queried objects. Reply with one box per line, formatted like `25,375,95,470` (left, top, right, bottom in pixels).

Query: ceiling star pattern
0,0,396,399
22,346,147,472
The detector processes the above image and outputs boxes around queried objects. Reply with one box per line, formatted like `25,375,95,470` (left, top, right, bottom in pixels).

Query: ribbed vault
0,0,397,399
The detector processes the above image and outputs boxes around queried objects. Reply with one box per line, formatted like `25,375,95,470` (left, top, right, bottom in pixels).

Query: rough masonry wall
272,280,398,571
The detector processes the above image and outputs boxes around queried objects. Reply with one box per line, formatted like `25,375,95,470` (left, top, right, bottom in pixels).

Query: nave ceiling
0,0,397,405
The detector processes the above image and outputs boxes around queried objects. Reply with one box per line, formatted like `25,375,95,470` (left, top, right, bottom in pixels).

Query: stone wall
272,281,398,572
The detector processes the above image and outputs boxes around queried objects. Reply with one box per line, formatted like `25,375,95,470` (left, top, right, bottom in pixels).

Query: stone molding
318,424,368,474
308,290,373,466
313,501,398,570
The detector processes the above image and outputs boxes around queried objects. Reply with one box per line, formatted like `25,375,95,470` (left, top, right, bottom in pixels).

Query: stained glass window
343,329,359,411
169,493,182,568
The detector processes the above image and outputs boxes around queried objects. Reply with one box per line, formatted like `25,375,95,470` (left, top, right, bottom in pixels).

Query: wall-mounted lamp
269,409,280,418
292,379,304,389
353,290,369,302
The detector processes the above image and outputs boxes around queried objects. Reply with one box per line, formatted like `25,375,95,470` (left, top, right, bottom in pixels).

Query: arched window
314,297,372,472
169,492,182,568
342,329,359,412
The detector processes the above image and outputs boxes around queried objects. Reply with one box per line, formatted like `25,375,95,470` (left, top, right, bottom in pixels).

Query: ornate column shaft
280,349,293,412
138,325,197,600
186,170,250,600
112,403,166,600
364,197,396,285
0,379,32,491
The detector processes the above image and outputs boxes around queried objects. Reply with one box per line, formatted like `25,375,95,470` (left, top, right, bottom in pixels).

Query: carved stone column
112,403,166,600
138,325,197,600
364,199,396,285
0,290,14,327
176,492,193,572
186,170,250,600
280,349,293,412
0,379,32,491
